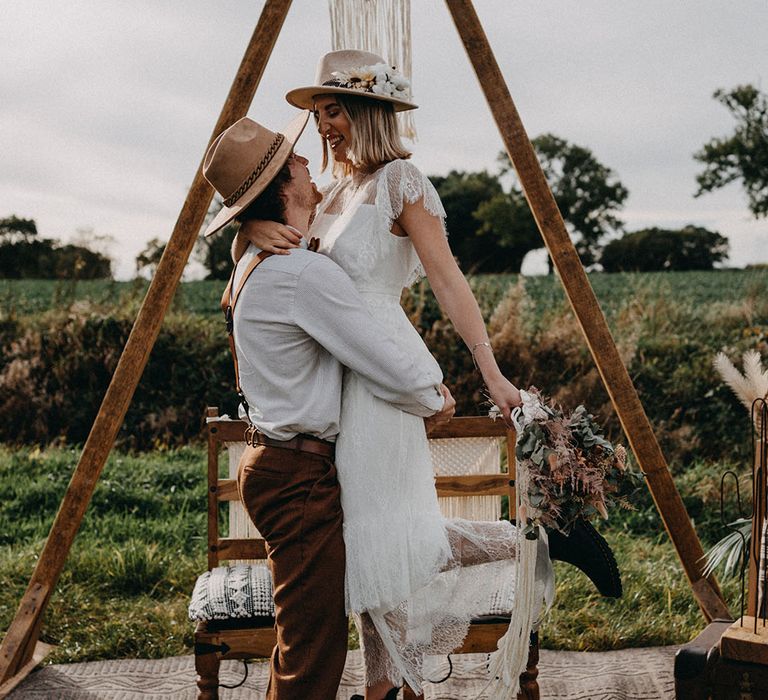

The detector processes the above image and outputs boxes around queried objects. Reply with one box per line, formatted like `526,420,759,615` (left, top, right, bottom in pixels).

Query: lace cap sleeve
376,159,447,233
375,159,447,287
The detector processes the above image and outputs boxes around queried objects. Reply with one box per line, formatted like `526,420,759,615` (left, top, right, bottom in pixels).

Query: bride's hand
487,376,522,428
239,219,303,255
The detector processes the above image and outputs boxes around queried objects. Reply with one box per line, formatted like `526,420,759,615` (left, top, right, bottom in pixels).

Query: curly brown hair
235,159,293,225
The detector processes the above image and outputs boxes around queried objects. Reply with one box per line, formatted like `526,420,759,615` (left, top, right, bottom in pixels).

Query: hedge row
1,273,766,462
0,312,235,450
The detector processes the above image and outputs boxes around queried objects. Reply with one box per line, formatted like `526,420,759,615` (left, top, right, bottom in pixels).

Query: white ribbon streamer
479,395,555,698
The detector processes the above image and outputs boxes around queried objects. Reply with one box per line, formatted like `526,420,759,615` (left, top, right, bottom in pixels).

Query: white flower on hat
330,62,411,101
372,63,390,82
372,81,396,97
391,74,410,92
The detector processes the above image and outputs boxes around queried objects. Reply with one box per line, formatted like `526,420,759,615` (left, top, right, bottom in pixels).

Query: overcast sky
2,1,766,279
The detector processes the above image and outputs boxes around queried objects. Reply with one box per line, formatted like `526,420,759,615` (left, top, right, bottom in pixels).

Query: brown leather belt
244,426,335,459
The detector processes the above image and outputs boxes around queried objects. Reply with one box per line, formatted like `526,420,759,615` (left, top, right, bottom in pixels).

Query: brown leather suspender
221,250,273,416
219,248,336,456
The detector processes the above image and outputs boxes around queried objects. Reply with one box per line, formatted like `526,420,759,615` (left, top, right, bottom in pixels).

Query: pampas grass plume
713,350,768,412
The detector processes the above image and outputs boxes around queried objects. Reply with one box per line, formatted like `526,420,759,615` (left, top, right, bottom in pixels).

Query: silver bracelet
470,341,493,368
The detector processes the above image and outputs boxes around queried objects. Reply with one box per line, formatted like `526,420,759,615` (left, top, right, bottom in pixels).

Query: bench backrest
205,407,516,570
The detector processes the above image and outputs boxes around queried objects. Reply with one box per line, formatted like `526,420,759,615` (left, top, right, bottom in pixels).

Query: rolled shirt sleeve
293,257,444,417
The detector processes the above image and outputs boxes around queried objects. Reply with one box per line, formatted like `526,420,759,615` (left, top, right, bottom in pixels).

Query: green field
2,268,766,318
1,268,766,454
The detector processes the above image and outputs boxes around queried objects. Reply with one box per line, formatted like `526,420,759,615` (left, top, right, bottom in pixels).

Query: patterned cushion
188,562,519,621
188,564,274,621
485,562,517,617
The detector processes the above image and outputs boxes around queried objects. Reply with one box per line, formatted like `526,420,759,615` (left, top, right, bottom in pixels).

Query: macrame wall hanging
329,0,417,139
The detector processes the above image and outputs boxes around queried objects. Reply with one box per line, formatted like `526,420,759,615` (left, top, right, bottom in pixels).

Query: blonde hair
316,94,411,178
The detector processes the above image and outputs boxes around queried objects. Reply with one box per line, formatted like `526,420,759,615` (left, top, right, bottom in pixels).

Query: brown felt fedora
286,50,417,113
202,111,309,237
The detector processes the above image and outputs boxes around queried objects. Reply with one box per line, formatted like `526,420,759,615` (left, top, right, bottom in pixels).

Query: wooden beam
0,583,49,693
195,625,277,658
453,623,510,653
720,617,768,665
444,0,729,622
207,408,222,570
208,419,250,442
0,642,54,700
216,479,241,502
435,474,511,497
428,416,509,438
747,428,766,617
0,0,294,686
209,414,511,441
216,538,268,560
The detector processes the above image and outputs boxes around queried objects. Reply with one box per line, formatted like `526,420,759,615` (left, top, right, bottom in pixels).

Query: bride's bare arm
238,220,303,255
397,198,521,425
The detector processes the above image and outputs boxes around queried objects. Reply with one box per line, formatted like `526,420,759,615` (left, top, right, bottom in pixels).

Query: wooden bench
191,408,539,699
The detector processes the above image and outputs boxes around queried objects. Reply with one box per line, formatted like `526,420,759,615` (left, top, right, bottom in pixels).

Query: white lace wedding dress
310,159,519,691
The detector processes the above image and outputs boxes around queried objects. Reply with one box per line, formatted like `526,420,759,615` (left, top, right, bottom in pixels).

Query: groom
202,112,454,699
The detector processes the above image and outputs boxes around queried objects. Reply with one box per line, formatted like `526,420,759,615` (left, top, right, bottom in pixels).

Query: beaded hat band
202,112,309,238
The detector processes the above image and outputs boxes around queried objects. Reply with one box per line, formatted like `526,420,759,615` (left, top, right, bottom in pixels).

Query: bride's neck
346,160,391,182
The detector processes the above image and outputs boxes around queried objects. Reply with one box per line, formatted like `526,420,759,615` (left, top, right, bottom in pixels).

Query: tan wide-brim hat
202,111,309,237
286,49,417,113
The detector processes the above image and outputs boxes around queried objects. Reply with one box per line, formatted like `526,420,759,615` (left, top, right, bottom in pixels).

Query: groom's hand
425,384,456,435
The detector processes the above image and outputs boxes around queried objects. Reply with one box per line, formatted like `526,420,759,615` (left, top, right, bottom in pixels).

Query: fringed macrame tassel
486,543,538,698
328,0,416,140
483,432,554,700
478,456,540,699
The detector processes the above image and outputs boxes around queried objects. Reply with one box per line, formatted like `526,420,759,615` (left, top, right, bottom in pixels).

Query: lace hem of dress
359,518,521,692
344,512,452,613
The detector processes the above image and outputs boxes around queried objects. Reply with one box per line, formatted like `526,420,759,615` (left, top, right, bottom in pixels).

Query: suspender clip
238,391,250,417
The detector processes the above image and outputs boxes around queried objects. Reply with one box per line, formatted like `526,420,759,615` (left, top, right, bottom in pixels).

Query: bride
240,50,532,698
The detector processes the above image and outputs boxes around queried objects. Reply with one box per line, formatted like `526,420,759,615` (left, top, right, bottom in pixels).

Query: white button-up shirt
232,243,444,441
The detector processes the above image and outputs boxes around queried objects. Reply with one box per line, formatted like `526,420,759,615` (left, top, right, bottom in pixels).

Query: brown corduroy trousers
237,444,347,700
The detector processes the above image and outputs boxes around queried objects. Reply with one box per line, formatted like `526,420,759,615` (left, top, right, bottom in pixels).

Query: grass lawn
544,532,740,650
0,445,741,664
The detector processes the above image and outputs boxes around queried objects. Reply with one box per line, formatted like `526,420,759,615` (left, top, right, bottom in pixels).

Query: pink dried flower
509,387,635,534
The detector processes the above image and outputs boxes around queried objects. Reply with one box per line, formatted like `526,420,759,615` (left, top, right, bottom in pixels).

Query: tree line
3,84,765,280
189,83,766,279
0,217,112,279
429,83,766,274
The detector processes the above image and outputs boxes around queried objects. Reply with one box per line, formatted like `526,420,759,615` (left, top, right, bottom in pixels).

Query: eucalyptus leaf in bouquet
505,388,639,535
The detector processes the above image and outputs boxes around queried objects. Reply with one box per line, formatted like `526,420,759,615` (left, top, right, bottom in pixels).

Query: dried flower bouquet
494,387,633,536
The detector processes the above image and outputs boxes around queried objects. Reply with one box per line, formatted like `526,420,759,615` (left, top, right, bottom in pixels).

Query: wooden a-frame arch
0,0,731,694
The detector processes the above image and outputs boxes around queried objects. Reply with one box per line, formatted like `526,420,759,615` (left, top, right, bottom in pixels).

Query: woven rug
9,647,678,699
